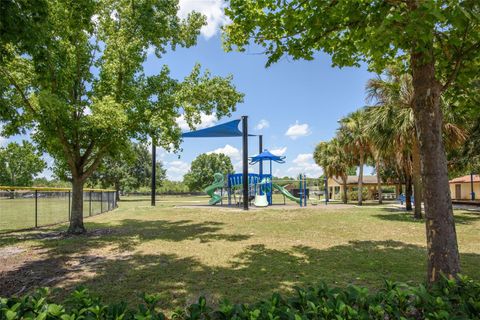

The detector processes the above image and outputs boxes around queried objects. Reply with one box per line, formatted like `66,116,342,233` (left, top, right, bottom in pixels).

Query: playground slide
204,173,224,205
272,183,301,204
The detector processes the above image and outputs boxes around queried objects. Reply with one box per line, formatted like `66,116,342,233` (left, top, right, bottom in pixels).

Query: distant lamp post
470,172,476,201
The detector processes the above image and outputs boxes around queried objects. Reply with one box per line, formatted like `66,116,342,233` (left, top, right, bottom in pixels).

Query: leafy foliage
184,153,234,191
0,141,46,186
0,0,243,233
1,276,479,320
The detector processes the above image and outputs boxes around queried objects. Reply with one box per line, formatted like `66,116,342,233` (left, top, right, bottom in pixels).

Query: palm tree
314,138,354,203
365,69,466,218
338,109,371,205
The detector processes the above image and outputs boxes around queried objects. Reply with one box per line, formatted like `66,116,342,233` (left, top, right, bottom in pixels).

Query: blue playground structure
204,149,309,207
152,115,311,210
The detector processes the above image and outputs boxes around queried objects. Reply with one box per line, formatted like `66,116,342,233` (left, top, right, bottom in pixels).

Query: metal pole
471,172,475,200
89,191,92,216
35,190,38,228
100,191,103,213
259,135,263,176
242,116,249,210
151,139,156,206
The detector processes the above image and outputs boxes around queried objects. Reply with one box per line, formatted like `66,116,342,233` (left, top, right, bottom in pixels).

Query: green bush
1,276,479,320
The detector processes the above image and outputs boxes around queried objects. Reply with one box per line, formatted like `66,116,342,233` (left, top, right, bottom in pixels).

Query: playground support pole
470,172,475,200
304,174,307,207
151,139,156,206
259,135,263,176
242,116,249,210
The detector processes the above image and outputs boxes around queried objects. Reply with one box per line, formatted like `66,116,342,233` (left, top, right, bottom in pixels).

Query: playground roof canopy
249,149,286,164
182,119,255,138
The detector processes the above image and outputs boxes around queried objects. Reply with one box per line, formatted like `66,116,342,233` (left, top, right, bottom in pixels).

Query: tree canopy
0,141,46,186
0,0,244,234
184,153,234,191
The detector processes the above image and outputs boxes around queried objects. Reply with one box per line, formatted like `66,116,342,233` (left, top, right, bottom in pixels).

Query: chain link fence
0,187,117,233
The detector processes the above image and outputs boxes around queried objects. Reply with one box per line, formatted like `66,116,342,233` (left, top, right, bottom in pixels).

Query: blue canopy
249,149,286,164
182,119,255,138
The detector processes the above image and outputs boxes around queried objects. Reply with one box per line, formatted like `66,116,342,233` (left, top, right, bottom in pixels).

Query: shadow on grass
1,236,479,309
0,219,250,250
373,208,480,225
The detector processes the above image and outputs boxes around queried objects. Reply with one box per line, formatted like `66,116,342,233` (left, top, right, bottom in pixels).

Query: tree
0,0,244,234
223,0,480,283
89,142,166,200
184,153,233,191
314,138,353,203
338,109,371,206
365,69,467,218
0,141,46,186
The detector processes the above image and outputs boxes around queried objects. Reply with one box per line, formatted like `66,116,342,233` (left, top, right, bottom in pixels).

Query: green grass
0,196,479,313
0,196,112,232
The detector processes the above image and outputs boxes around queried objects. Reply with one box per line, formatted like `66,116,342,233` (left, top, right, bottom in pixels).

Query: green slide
272,183,301,204
204,173,224,205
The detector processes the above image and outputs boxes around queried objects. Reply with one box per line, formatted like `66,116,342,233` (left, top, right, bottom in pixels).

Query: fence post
100,191,103,213
35,190,38,228
89,191,92,216
68,190,71,221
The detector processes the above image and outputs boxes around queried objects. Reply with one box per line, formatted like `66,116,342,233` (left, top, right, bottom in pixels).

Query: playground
165,117,322,210
1,196,479,311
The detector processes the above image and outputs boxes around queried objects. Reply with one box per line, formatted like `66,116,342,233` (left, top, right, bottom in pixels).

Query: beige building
327,175,394,200
449,175,480,200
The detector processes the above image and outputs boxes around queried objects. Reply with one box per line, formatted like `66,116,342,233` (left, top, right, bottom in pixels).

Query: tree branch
0,67,37,115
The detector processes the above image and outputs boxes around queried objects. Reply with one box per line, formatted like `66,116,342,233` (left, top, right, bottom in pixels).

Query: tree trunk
411,52,460,283
395,184,400,199
358,154,364,205
405,172,413,211
376,159,383,204
412,136,423,219
68,175,86,234
342,174,348,204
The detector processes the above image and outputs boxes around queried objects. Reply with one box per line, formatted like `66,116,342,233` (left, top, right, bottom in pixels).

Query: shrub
1,276,479,320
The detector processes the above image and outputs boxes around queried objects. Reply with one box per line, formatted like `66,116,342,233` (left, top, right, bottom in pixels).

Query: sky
0,0,376,181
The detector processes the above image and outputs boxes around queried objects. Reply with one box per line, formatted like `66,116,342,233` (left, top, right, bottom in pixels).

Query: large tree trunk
411,52,460,283
68,176,86,234
405,172,413,211
357,154,364,205
376,159,383,204
342,174,348,204
412,136,423,219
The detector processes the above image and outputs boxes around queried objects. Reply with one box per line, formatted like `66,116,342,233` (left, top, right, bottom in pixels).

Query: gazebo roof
249,149,286,164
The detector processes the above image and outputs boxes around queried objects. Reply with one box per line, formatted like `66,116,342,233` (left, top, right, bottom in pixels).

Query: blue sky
0,0,376,181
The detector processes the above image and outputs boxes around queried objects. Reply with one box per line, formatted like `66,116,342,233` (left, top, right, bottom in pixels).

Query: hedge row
1,275,479,320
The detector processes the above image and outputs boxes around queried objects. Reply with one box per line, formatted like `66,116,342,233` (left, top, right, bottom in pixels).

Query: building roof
449,175,480,184
331,175,379,185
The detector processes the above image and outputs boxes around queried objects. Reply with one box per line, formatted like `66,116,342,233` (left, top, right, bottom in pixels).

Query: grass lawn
0,196,479,313
0,195,113,232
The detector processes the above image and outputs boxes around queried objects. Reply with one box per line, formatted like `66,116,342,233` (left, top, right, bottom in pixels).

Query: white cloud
287,153,323,177
270,147,287,156
255,119,270,130
285,121,311,140
177,112,217,131
207,144,241,160
165,160,190,181
178,0,227,39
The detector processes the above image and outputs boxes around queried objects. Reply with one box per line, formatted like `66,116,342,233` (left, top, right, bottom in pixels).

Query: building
449,175,480,200
327,175,394,200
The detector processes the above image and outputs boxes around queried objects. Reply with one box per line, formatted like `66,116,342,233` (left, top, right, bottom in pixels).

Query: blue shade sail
249,150,286,164
182,119,255,138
